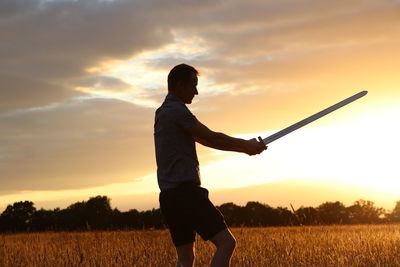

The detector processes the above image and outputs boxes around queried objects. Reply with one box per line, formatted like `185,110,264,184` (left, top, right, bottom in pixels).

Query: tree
140,208,164,229
347,199,385,224
244,201,293,226
317,201,349,224
274,207,295,226
59,196,113,230
0,201,36,232
123,209,142,229
296,207,319,225
389,201,400,222
1,196,397,233
84,195,113,229
31,208,59,231
244,201,273,226
218,202,243,227
61,200,87,230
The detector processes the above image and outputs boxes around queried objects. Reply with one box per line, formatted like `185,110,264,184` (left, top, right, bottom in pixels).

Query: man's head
168,64,199,104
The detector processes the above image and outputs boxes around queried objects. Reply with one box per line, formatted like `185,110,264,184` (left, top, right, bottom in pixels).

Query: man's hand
244,138,267,156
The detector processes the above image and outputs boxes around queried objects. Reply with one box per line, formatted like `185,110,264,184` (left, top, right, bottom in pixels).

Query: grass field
1,224,400,266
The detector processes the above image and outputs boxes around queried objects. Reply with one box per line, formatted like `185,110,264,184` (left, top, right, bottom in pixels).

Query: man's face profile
177,74,198,104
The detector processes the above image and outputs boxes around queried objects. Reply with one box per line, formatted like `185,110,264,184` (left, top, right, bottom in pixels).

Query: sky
1,0,399,212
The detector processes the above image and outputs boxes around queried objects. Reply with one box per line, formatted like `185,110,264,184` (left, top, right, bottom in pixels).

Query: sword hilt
258,136,266,145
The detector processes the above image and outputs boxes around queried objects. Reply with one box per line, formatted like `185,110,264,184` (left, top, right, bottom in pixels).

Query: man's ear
175,80,184,92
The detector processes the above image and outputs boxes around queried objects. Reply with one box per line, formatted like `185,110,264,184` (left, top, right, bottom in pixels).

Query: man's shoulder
157,97,191,117
155,102,197,131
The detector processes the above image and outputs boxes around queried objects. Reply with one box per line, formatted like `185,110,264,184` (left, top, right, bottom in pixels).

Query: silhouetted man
154,64,267,267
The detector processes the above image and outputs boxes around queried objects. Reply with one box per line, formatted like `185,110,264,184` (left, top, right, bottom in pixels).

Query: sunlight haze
1,0,399,213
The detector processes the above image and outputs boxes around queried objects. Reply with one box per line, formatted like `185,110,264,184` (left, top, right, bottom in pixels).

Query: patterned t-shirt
154,94,200,190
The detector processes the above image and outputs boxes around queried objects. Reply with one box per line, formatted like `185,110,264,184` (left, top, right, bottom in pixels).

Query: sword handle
258,136,266,145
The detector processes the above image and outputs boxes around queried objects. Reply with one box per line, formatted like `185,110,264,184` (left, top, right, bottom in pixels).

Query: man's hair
168,64,199,92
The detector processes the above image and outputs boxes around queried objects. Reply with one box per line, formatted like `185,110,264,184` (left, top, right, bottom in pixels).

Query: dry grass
1,224,400,266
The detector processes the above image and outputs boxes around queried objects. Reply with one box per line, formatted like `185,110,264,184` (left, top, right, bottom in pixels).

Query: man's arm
185,121,267,155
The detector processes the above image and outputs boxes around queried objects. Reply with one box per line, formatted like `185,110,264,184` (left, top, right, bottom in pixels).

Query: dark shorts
159,183,227,247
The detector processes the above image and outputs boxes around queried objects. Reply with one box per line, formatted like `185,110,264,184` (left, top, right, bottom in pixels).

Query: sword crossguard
258,136,265,145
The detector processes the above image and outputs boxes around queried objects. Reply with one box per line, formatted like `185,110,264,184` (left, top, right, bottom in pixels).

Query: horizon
3,178,399,213
1,0,399,213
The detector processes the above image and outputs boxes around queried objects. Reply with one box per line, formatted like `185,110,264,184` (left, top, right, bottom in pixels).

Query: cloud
0,74,82,113
2,0,398,113
0,98,155,192
145,0,400,94
0,0,222,193
1,0,399,197
0,0,40,17
0,0,220,112
76,75,133,93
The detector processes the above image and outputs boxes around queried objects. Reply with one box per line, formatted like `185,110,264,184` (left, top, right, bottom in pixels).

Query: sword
258,91,368,145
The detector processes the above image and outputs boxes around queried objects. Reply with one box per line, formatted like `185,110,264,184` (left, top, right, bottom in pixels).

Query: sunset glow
1,0,399,212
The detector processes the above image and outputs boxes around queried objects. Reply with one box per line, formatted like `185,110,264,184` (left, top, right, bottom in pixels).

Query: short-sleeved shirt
154,94,201,190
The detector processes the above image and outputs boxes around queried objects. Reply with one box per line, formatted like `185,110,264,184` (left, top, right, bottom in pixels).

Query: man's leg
175,242,195,267
209,228,236,267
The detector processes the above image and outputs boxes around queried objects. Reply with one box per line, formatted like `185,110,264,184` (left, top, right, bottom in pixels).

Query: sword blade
262,90,368,145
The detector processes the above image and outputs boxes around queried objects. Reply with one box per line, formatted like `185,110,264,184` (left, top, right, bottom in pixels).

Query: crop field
1,224,400,266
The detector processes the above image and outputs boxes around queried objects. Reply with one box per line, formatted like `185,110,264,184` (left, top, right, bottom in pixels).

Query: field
1,225,400,266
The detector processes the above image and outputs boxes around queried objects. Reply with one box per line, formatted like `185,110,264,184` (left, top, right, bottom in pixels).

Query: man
154,64,267,267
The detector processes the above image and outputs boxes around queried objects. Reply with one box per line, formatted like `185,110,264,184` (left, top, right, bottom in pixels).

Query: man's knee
211,229,236,252
222,234,236,252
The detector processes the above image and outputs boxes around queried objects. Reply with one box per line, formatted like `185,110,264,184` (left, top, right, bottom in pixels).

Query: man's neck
168,92,184,103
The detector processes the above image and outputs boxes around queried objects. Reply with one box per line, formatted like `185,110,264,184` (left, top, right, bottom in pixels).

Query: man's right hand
245,138,267,156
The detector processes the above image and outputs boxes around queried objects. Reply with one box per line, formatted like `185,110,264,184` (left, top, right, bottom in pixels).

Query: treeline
0,196,399,233
219,200,400,226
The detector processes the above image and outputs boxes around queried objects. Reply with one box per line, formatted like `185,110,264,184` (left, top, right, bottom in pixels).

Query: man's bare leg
210,228,236,267
175,242,195,267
